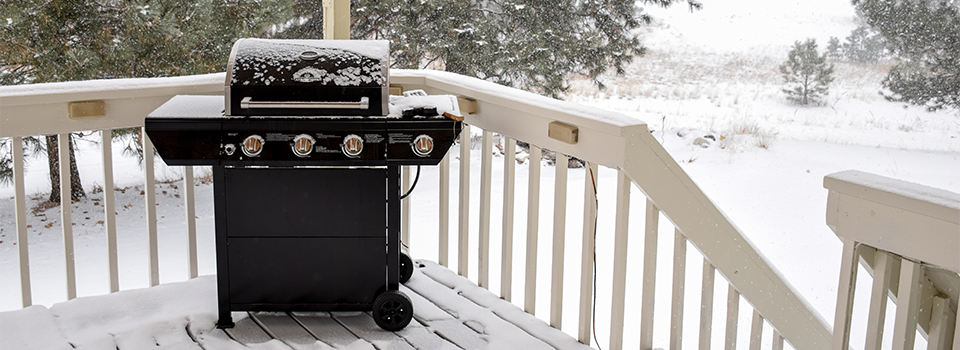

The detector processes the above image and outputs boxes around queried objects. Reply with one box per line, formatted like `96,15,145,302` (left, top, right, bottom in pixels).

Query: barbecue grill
145,39,463,332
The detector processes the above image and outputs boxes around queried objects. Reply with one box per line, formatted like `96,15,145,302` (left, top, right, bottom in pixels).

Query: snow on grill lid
228,38,389,87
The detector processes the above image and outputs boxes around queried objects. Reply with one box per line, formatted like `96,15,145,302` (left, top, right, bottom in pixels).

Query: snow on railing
1,71,831,349
824,170,960,350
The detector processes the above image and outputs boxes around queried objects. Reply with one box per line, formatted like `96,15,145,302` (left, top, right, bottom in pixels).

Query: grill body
145,39,462,331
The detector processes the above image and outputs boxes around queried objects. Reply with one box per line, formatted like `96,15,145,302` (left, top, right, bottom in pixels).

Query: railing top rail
0,73,224,104
0,74,223,138
825,170,960,224
825,170,960,273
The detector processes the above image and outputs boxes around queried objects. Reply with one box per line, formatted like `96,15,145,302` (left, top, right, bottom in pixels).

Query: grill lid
226,39,390,116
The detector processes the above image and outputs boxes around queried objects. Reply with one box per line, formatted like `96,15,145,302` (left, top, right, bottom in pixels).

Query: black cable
400,165,421,200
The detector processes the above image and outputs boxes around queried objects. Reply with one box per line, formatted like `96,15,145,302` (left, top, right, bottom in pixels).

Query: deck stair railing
2,70,832,349
825,170,960,350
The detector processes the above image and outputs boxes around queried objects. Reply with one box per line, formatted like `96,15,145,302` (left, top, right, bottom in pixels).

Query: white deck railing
1,71,832,349
825,170,960,350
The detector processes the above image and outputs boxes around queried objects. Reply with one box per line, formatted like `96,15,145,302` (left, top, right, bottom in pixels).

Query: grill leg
213,166,235,328
387,166,400,291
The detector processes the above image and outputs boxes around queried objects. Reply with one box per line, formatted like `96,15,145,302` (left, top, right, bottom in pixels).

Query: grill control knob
412,134,434,157
342,134,364,158
242,135,265,157
292,134,315,157
223,143,236,156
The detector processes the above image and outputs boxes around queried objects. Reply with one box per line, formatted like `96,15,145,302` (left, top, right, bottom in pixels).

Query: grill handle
240,96,369,110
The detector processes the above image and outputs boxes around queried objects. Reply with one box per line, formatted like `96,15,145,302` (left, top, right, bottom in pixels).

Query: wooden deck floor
188,260,592,350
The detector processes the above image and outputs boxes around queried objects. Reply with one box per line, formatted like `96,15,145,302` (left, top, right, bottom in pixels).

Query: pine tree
279,0,702,98
841,25,888,63
0,0,288,200
780,39,835,106
854,0,960,110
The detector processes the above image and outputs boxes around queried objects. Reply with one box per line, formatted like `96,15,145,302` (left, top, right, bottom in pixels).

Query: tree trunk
46,134,86,203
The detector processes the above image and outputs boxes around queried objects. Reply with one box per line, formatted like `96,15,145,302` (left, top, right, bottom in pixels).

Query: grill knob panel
342,134,364,158
242,135,265,157
292,134,315,157
412,135,434,157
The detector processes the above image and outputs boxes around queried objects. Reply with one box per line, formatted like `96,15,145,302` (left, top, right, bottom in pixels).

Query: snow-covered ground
2,0,959,349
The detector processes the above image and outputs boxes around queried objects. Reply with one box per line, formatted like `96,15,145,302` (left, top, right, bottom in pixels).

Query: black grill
145,39,463,331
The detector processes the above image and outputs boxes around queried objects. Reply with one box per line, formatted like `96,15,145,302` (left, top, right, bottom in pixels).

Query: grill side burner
146,38,462,333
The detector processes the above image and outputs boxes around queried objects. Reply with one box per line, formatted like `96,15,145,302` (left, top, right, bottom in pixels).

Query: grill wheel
373,290,413,331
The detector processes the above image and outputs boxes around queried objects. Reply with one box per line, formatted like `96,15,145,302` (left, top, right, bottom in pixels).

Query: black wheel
372,290,413,331
399,252,414,284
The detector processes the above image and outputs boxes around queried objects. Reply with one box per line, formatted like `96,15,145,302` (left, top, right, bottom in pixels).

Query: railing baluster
13,136,32,307
891,259,921,350
458,125,471,277
609,171,630,350
700,259,716,350
402,165,411,251
953,307,960,350
143,131,159,287
671,229,687,350
550,153,568,329
183,166,198,279
439,153,450,267
524,144,542,314
725,284,739,350
864,250,893,350
749,310,763,350
59,133,77,300
640,199,660,349
479,130,493,288
927,296,951,350
772,330,784,350
578,162,598,345
501,137,517,301
101,130,119,291
832,239,859,350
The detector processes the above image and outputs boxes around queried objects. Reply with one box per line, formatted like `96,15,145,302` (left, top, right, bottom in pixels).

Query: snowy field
2,0,959,349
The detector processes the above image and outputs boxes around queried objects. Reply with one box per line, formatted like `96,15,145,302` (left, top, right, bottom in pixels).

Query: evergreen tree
0,0,288,200
841,25,888,63
279,0,702,98
780,39,835,105
826,37,843,60
854,0,960,110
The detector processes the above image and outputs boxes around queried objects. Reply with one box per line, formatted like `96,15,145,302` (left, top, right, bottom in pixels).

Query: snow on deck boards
0,261,591,350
